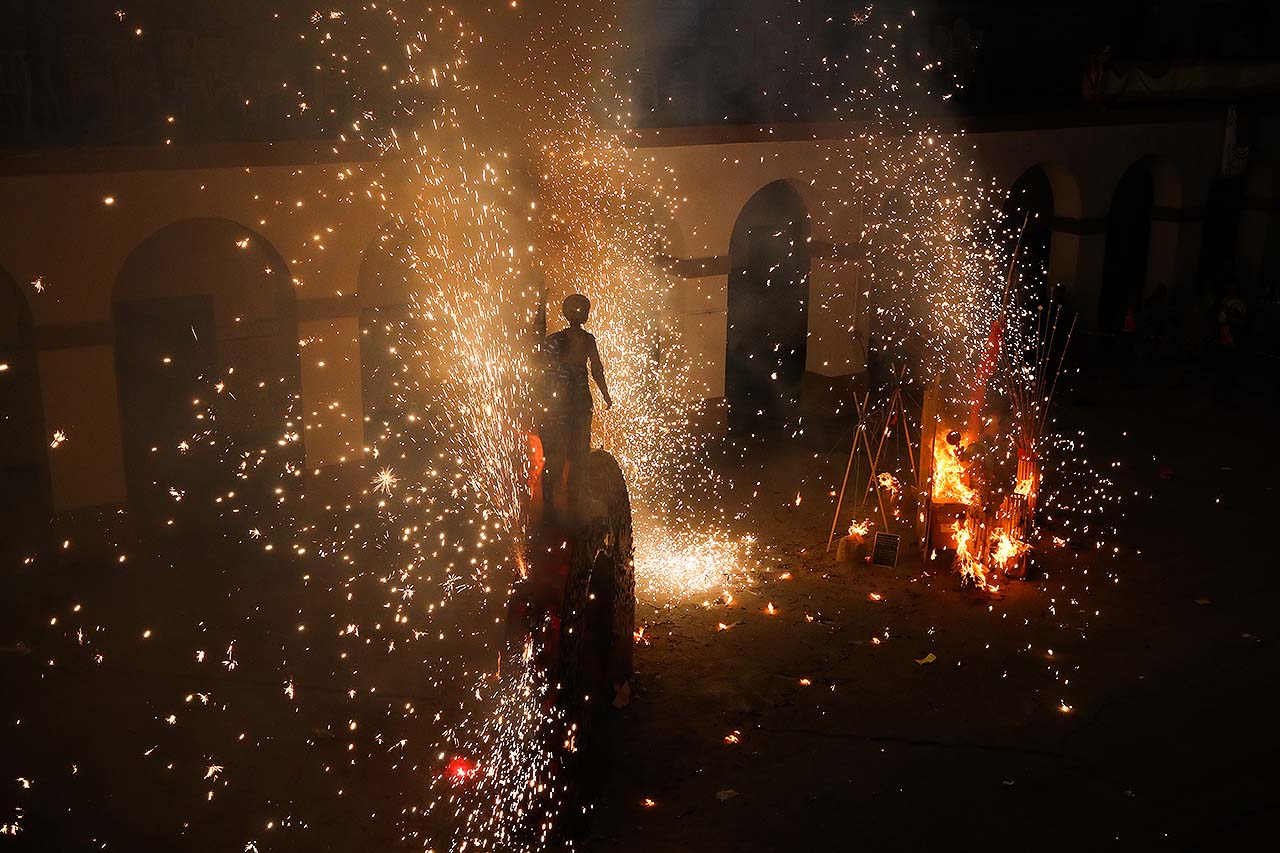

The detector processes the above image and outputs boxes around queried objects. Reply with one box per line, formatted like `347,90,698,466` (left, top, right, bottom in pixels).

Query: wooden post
826,392,868,553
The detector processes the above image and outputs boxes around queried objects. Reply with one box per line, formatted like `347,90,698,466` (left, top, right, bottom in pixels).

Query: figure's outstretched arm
589,338,612,409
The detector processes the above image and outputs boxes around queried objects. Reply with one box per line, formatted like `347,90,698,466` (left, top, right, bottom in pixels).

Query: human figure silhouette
541,294,612,523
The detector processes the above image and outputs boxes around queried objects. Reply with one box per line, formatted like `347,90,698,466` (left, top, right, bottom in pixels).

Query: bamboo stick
1039,313,1077,437
826,392,869,553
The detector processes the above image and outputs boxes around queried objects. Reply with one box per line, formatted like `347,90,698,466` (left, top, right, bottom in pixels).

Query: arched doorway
1100,159,1155,332
725,180,811,435
0,266,51,549
1004,165,1054,305
113,220,300,517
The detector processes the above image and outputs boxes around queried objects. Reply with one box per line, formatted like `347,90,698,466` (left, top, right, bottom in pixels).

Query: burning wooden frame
918,215,1074,589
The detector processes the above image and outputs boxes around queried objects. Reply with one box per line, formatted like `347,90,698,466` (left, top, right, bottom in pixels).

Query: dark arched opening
1100,159,1155,332
0,266,51,549
1004,165,1054,306
113,220,300,517
1197,174,1245,295
725,180,811,435
727,180,803,432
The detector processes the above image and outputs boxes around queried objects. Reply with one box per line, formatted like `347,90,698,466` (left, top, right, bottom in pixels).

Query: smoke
622,1,956,127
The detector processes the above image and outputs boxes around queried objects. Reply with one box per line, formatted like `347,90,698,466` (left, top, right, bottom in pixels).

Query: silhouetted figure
1214,287,1247,405
541,294,612,523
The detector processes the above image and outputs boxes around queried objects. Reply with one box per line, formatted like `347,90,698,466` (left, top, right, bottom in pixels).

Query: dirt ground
586,365,1279,852
2,363,1277,852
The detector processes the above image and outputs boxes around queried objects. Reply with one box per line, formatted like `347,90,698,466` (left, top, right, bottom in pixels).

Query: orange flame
951,519,988,588
932,432,976,505
990,527,1030,571
877,472,900,496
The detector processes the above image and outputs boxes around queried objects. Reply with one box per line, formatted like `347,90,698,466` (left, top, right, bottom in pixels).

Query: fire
950,519,988,588
949,518,1029,590
990,528,1030,571
877,472,900,497
932,425,1035,590
931,432,976,504
848,518,871,541
877,472,903,518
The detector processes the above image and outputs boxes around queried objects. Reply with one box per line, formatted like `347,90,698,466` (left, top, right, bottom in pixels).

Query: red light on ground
446,755,478,783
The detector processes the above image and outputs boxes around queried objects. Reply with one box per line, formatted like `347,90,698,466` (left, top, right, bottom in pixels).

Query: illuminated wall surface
0,0,1275,518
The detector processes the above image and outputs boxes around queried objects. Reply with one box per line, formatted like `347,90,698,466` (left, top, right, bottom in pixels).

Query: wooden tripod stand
825,368,918,553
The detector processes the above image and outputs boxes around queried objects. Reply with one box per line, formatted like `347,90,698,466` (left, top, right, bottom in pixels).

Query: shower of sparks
371,467,400,495
634,526,757,600
2,3,1126,850
433,649,569,852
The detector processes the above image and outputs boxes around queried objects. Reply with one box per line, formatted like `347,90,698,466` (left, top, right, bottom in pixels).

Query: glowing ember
446,756,479,784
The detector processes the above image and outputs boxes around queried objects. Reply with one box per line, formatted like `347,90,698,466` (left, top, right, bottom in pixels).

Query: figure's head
563,293,591,325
